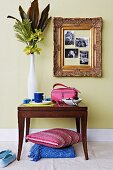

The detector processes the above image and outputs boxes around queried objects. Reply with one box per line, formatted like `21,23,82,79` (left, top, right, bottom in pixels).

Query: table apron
18,110,87,118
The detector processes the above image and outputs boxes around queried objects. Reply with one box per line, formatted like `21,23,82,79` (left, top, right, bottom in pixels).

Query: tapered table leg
17,112,25,161
81,114,89,160
25,118,30,142
76,117,80,133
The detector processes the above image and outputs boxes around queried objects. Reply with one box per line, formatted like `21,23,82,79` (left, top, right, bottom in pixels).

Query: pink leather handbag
51,83,80,102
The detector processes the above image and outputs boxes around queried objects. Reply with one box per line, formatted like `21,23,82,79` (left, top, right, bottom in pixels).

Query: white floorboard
0,129,113,141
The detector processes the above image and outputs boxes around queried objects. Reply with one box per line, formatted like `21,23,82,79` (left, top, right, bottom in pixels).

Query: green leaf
14,19,32,44
16,33,26,43
24,44,42,55
27,29,43,43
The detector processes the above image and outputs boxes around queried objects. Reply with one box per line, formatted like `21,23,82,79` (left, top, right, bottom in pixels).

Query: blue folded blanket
28,144,76,161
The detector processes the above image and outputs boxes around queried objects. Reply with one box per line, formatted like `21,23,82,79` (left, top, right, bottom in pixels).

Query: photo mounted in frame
53,17,102,77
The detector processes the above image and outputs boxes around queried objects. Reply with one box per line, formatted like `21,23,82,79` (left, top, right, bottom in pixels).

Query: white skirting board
0,129,113,142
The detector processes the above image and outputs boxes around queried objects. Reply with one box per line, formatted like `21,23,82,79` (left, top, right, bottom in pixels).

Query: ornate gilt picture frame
53,17,102,77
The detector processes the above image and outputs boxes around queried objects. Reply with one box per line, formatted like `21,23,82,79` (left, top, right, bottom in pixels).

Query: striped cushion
26,128,81,148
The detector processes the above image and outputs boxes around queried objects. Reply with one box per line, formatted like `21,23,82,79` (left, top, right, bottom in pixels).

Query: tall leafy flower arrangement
7,0,50,55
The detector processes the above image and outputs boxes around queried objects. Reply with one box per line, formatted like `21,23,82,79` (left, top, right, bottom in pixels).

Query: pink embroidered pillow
26,128,81,148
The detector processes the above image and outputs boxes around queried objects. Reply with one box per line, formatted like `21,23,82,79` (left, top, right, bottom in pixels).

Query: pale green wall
0,0,113,129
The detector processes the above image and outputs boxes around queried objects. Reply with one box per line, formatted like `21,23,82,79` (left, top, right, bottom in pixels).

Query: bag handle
53,83,70,89
53,83,80,93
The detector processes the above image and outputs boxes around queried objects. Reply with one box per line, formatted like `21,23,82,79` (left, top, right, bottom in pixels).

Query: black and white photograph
75,38,88,47
65,31,74,45
65,49,78,58
80,51,89,64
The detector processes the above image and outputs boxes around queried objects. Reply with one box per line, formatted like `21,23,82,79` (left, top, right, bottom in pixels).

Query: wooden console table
17,103,88,160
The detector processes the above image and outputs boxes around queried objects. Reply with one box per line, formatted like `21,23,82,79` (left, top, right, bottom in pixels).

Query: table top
18,102,87,111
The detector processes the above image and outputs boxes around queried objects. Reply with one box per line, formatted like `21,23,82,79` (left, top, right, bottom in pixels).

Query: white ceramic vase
27,53,37,100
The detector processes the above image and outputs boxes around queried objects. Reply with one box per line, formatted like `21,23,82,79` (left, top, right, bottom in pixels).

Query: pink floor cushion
26,128,81,148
